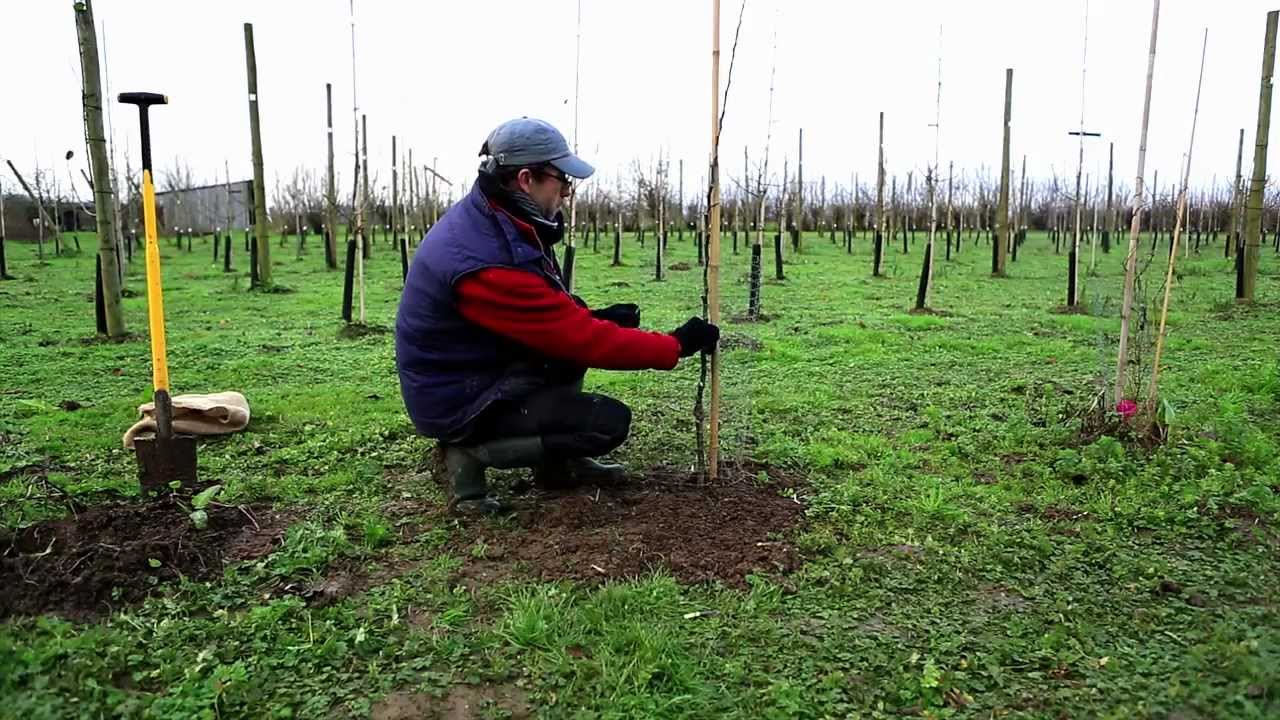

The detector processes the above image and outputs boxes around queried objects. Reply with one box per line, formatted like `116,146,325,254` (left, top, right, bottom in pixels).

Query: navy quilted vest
394,181,568,439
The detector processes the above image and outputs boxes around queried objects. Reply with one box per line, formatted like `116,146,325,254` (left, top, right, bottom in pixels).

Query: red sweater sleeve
455,267,681,371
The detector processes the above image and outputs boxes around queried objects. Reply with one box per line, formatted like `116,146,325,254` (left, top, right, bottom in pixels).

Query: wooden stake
995,68,1012,276
324,84,338,269
244,23,271,286
707,0,723,480
564,0,583,289
875,111,885,276
348,0,365,322
1240,10,1277,303
1115,0,1161,408
1230,128,1244,259
75,0,125,334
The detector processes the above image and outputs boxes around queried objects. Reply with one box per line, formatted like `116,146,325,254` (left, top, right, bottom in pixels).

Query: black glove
670,317,720,357
591,303,641,328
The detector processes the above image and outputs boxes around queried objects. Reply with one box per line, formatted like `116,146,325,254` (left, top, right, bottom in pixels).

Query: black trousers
461,382,632,459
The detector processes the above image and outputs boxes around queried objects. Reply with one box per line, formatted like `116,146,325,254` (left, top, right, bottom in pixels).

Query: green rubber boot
443,437,545,515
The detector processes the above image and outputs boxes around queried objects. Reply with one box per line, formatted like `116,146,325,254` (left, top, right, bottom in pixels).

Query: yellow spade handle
141,169,170,393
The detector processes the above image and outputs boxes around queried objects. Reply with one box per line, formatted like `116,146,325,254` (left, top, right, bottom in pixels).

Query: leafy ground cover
1,226,1278,718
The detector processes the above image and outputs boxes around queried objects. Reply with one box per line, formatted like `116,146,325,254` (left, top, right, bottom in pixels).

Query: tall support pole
1115,0,1161,407
74,0,125,335
349,0,365,321
1068,1,1099,308
945,160,954,259
361,113,370,258
874,111,885,276
564,0,583,291
1230,128,1244,259
325,83,338,269
1016,154,1028,260
1103,142,1114,253
918,27,942,311
796,127,804,250
243,23,271,286
679,159,684,241
1241,10,1277,303
1148,28,1208,412
995,68,1012,276
394,135,405,281
707,0,723,480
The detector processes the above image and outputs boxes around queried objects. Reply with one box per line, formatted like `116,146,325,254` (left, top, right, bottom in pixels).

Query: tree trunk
1240,10,1277,303
244,23,271,286
994,68,1013,277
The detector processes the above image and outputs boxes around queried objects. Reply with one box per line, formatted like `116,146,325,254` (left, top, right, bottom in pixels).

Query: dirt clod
0,497,288,620
451,467,805,589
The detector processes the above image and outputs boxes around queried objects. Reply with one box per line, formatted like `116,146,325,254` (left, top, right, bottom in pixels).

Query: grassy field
1,223,1278,719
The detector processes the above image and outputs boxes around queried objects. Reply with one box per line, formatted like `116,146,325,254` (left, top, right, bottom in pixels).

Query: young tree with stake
1115,0,1161,409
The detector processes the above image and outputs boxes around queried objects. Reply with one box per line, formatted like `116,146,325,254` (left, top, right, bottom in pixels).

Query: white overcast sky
2,0,1277,204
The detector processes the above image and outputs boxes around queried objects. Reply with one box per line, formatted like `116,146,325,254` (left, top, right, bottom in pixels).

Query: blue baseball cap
478,117,595,179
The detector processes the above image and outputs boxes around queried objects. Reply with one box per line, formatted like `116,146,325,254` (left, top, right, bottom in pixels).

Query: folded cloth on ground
123,391,251,449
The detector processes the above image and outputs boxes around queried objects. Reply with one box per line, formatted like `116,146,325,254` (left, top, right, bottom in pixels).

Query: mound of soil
451,466,806,589
0,498,288,620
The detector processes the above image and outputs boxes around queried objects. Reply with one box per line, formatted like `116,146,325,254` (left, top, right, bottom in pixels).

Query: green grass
2,226,1279,719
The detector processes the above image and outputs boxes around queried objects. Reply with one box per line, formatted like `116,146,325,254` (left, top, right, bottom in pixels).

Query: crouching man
395,117,719,515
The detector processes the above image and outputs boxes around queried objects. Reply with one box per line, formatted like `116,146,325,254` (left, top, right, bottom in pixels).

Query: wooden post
1016,154,1028,261
1116,0,1161,407
795,127,804,252
1241,10,1277,303
1103,142,1114,253
994,68,1012,276
707,0,723,479
244,23,271,286
945,161,954,260
875,112,885,276
393,135,406,281
361,114,370,259
74,0,125,334
347,1,367,321
1229,128,1244,259
678,159,685,242
0,179,9,279
777,157,787,280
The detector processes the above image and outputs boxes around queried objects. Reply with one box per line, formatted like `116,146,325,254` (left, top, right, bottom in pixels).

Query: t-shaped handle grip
118,91,168,107
118,92,168,171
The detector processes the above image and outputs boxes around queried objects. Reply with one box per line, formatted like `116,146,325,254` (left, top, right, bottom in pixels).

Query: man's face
517,166,573,218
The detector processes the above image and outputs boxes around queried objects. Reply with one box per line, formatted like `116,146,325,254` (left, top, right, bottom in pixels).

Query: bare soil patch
0,497,289,620
450,465,806,589
720,333,764,352
372,684,531,720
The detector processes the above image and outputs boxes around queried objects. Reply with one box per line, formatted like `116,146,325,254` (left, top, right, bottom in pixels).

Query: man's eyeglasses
533,167,574,196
